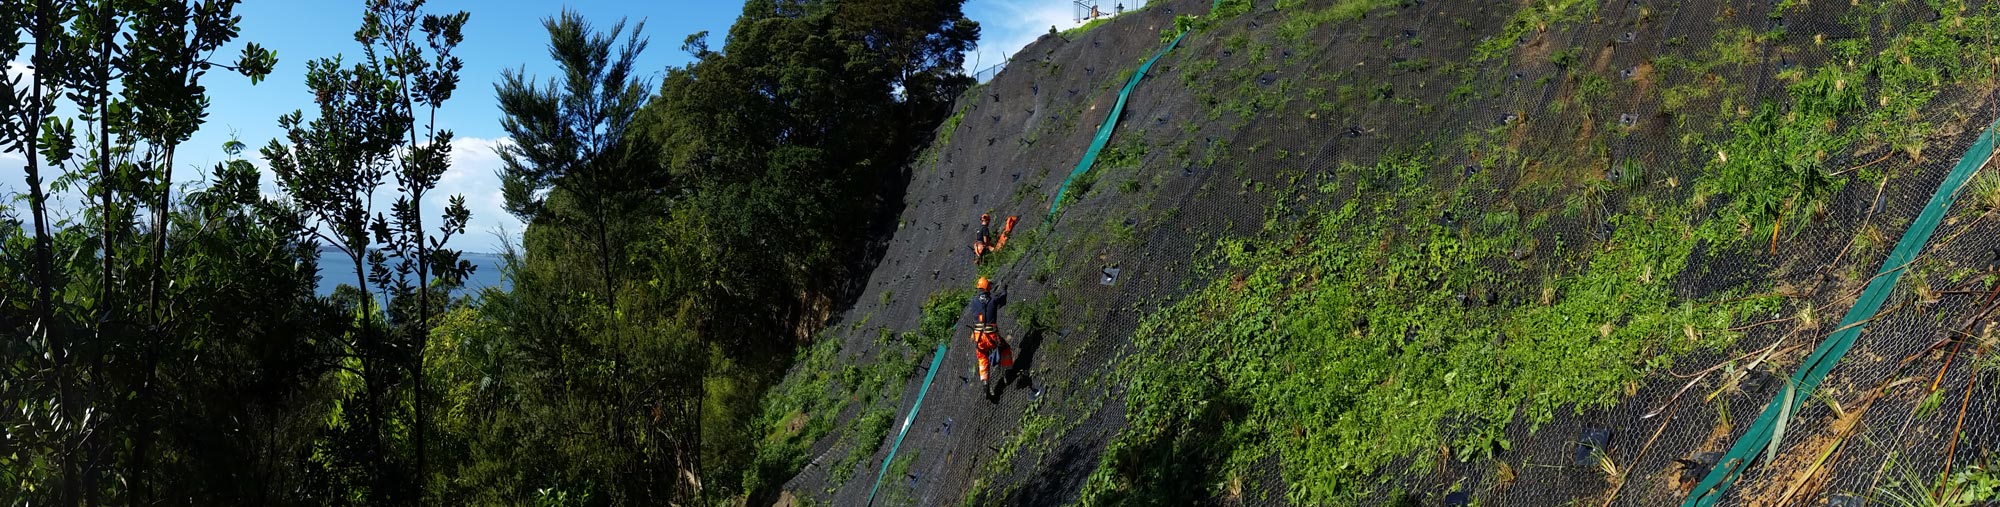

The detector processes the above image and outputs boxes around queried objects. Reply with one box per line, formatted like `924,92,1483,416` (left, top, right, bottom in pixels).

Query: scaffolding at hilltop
1072,0,1126,23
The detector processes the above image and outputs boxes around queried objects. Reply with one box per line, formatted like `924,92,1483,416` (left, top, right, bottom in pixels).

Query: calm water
313,248,511,298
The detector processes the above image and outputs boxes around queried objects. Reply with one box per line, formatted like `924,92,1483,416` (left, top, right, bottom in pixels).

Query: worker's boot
983,347,1004,400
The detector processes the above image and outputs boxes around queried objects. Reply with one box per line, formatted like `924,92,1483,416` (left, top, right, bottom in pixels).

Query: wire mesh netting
774,0,2000,505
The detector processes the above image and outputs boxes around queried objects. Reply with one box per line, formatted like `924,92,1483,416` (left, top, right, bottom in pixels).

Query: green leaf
1766,378,1795,469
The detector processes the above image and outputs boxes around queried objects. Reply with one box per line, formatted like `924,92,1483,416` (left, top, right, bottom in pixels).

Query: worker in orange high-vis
971,213,1019,263
967,277,1015,398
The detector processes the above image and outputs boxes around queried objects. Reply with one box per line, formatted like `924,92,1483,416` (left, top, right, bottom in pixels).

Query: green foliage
1063,16,1116,39
828,409,894,486
15,1,2000,505
1473,0,1596,63
1078,153,1777,504
1854,11,1996,161
1276,0,1400,41
917,288,974,351
1160,0,1252,43
1180,57,1220,88
1549,47,1581,68
1969,169,2000,218
1659,82,1714,113
1390,57,1433,73
1948,466,2000,505
1070,9,2000,502
1694,43,1882,244
1098,137,1148,170
742,337,845,497
271,2,478,429
1880,462,2000,507
926,102,972,171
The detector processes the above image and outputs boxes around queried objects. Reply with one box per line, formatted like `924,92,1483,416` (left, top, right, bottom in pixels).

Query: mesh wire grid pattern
779,0,2000,506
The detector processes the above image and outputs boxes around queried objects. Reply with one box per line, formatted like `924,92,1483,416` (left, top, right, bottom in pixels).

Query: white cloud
0,152,21,202
244,136,519,254
964,0,1094,76
5,60,27,86
434,135,520,254
2,62,26,198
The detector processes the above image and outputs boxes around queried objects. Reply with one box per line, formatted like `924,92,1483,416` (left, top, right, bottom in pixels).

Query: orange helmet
976,277,991,291
981,213,991,225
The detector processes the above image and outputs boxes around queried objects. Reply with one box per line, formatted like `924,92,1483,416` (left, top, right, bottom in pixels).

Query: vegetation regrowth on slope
1076,2,2000,505
1077,150,1779,504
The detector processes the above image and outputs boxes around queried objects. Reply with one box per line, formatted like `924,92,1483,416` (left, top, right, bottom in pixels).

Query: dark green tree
3,1,276,503
492,9,686,502
0,1,81,501
352,1,473,496
262,49,408,500
496,7,653,308
143,150,344,504
636,0,979,501
116,1,277,499
263,1,471,502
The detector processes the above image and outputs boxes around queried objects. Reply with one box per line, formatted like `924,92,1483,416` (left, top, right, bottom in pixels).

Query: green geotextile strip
865,341,948,506
1046,24,1194,218
1683,117,2000,507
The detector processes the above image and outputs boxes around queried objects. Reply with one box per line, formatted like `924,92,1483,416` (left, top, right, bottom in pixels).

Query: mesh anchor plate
1676,451,1721,484
1100,266,1121,285
1575,427,1612,467
1443,490,1471,507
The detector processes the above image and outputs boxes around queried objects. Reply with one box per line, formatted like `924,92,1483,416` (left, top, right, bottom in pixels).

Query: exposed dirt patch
1519,27,1556,65
1632,61,1657,98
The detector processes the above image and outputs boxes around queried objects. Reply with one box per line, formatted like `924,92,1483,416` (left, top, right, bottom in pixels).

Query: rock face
773,1,2000,505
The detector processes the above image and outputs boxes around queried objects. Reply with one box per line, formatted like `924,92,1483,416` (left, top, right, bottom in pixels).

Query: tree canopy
2,0,976,504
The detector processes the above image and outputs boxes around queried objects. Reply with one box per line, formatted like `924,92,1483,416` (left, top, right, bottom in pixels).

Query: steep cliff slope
755,0,2000,505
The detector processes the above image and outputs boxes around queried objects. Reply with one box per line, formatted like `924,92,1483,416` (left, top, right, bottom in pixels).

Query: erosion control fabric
866,6,1211,502
1045,17,1195,218
865,341,948,507
777,0,2000,505
1683,119,2000,507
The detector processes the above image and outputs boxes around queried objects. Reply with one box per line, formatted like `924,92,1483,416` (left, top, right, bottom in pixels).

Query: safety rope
1682,116,2000,506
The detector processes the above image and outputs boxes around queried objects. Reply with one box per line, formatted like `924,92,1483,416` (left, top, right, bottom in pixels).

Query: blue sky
5,0,1093,252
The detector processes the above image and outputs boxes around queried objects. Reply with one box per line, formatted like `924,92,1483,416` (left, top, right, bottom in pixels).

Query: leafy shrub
742,337,844,496
915,288,973,351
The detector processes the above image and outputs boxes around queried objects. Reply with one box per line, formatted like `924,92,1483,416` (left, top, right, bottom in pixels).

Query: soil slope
766,1,2000,505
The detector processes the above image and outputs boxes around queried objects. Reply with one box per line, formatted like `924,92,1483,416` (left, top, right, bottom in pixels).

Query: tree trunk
24,4,79,503
347,250,387,501
400,62,430,504
87,13,116,502
134,141,178,505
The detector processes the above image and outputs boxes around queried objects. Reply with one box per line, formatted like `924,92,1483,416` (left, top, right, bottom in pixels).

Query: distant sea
313,247,511,298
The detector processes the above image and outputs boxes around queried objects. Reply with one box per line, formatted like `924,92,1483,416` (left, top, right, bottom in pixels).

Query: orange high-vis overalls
972,216,1018,262
969,293,1013,381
